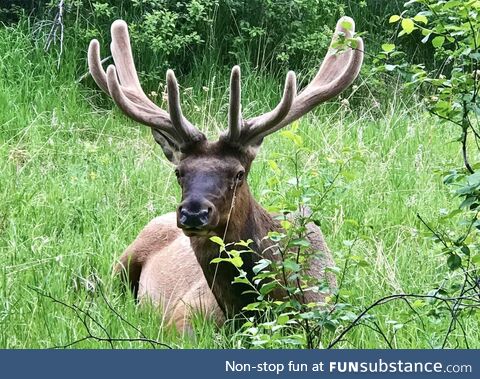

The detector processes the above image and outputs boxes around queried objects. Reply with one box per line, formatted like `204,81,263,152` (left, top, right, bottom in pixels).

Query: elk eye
236,170,245,182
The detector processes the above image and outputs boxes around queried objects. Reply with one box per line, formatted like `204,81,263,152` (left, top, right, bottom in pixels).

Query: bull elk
87,17,363,330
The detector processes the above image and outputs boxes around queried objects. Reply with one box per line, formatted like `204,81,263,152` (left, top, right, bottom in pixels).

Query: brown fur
116,213,225,330
117,141,336,330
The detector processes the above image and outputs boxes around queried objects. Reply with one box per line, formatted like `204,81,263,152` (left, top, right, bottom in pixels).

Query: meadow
0,19,478,348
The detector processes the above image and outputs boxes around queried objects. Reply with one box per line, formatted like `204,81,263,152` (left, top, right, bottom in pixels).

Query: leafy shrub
205,126,368,349
379,0,480,347
1,1,421,76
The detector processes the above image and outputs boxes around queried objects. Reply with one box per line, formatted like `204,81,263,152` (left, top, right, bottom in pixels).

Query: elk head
88,19,363,238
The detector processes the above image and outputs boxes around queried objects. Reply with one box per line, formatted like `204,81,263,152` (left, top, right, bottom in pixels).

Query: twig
327,292,479,349
44,0,65,70
30,286,172,349
442,263,471,348
96,281,158,349
333,235,359,305
416,213,449,248
461,109,474,174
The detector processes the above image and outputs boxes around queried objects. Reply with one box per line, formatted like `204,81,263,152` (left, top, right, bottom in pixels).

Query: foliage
379,0,480,346
208,122,479,349
0,1,426,77
206,135,360,348
2,0,339,73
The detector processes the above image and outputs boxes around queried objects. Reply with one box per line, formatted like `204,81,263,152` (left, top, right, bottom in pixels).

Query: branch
30,286,172,349
44,0,65,70
327,292,479,349
416,213,448,248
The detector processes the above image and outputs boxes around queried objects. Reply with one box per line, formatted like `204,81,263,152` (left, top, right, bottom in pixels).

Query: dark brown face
174,142,252,237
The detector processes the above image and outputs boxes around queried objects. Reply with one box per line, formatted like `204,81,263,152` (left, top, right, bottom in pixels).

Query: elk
88,17,363,330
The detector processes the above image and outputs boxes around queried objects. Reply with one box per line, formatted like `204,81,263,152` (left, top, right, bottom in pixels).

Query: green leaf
459,196,476,209
253,259,271,274
467,170,480,186
290,238,310,248
381,43,395,53
401,18,415,34
389,15,401,23
432,36,445,48
412,299,425,308
283,260,301,273
280,130,303,146
299,311,316,320
210,236,224,246
447,254,462,270
210,257,228,264
233,276,250,285
421,33,431,44
268,231,285,242
444,0,461,9
472,255,480,265
277,314,289,325
231,256,243,268
324,320,337,333
471,52,480,61
413,14,428,24
268,160,279,172
260,281,278,296
456,184,477,195
347,38,358,49
341,19,353,31
243,302,261,311
235,239,253,248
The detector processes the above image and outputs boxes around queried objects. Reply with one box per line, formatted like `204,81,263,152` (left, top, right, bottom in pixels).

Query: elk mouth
180,226,214,237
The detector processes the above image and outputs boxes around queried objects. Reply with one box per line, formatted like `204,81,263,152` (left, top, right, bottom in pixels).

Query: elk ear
151,129,182,164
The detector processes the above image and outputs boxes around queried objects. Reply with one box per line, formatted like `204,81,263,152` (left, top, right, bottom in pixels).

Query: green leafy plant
206,128,369,349
379,0,480,347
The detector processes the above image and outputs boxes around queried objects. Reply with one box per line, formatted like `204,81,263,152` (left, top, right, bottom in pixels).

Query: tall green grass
0,22,478,349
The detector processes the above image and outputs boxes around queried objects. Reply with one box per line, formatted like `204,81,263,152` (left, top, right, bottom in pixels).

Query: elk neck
189,181,280,317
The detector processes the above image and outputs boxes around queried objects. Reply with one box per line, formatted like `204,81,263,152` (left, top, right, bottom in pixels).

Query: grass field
1,23,478,349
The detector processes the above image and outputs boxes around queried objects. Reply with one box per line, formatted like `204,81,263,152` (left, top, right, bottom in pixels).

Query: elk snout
177,199,215,231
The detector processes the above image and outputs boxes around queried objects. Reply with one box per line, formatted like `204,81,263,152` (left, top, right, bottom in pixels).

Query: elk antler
224,16,364,147
88,20,205,148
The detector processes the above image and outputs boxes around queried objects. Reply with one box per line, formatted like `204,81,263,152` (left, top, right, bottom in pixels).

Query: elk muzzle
177,198,216,235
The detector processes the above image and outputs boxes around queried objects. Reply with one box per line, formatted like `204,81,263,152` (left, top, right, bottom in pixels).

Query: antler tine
166,70,204,143
88,39,170,129
222,69,296,145
109,20,162,111
109,20,204,145
227,65,242,141
240,71,296,144
106,64,181,141
276,17,363,128
238,16,363,146
88,39,109,94
88,19,205,147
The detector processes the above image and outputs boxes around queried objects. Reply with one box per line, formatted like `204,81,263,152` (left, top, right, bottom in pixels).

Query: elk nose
178,207,210,228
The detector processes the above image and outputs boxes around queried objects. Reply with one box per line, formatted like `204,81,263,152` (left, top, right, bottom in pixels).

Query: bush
1,1,424,77
381,0,480,347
